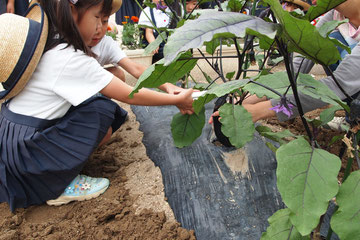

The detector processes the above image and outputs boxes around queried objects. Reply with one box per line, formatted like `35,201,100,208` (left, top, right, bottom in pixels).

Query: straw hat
0,3,48,100
283,0,311,11
111,0,123,15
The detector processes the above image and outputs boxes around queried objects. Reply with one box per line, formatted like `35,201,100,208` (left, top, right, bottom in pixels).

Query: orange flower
131,16,139,23
122,21,127,25
107,25,112,31
124,16,129,19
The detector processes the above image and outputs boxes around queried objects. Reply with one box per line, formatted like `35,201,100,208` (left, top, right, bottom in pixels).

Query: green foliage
122,18,141,50
244,72,292,99
331,170,360,240
129,52,197,97
163,11,278,65
105,31,117,41
133,0,360,237
171,107,205,148
219,103,255,148
318,19,348,38
276,137,341,235
304,0,346,22
264,0,342,65
226,0,245,12
143,32,167,55
296,73,344,107
192,79,249,114
226,71,236,81
318,105,343,126
204,38,221,55
256,125,296,145
244,72,346,108
261,208,310,240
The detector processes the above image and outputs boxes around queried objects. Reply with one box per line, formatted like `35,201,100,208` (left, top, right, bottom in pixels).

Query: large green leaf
261,208,310,240
226,0,245,12
244,72,346,110
304,0,346,22
219,103,255,148
204,38,221,55
163,11,278,65
129,52,197,97
264,0,341,65
243,72,292,99
276,137,341,236
143,32,167,55
331,170,360,240
318,19,348,38
318,20,351,54
192,79,249,114
319,105,343,125
171,107,205,148
256,125,296,145
297,73,345,107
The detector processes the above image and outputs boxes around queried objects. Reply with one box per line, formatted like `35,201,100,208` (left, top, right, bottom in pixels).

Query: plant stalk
277,39,313,141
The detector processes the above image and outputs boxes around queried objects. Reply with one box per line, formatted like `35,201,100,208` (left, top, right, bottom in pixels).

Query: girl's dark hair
40,0,113,56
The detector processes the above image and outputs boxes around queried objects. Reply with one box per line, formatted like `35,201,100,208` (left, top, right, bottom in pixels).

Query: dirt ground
0,62,358,239
0,102,196,240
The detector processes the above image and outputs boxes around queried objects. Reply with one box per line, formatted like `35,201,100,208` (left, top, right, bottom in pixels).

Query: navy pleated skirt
0,96,127,212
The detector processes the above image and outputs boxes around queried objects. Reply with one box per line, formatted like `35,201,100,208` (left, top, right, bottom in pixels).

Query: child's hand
6,0,15,13
153,47,159,54
208,111,220,124
176,88,194,115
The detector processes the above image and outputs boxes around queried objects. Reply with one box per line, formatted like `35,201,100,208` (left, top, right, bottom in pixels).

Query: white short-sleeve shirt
138,7,170,29
92,35,127,66
8,44,113,120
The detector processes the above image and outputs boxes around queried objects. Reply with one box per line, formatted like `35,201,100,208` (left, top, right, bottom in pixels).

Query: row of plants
128,0,360,239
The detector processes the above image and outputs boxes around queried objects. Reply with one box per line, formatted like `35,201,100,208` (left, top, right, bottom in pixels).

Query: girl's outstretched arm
100,76,194,114
118,57,146,79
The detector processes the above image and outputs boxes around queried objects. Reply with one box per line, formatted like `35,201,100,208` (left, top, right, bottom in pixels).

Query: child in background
209,0,360,125
280,0,310,12
185,0,198,13
0,0,194,212
90,13,187,94
0,0,29,15
138,0,170,63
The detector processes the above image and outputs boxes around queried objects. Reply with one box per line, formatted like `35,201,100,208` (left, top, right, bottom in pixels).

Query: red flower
131,16,139,23
107,25,112,31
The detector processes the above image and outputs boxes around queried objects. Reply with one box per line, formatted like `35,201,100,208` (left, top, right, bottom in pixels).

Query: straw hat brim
283,0,311,11
0,3,48,99
111,0,122,15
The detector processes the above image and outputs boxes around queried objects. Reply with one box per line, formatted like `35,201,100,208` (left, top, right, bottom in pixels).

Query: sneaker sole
46,185,109,206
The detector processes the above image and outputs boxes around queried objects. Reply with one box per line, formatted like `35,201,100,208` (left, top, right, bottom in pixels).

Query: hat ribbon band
0,19,42,98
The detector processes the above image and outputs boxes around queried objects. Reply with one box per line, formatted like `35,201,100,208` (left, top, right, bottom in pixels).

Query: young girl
0,0,194,211
90,13,186,95
280,0,310,12
138,0,170,63
185,0,198,13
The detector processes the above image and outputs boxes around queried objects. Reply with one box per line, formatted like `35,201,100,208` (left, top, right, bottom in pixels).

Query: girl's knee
99,127,113,146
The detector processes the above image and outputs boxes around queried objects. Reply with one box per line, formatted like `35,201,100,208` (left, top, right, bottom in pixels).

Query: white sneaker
324,117,350,131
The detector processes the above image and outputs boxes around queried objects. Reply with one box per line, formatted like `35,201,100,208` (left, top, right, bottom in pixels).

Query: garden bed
0,63,357,239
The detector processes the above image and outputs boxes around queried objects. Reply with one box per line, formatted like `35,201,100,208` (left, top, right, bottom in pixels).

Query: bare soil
0,102,196,240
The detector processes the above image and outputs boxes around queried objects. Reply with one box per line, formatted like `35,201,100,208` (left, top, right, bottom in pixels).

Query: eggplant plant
130,0,360,238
